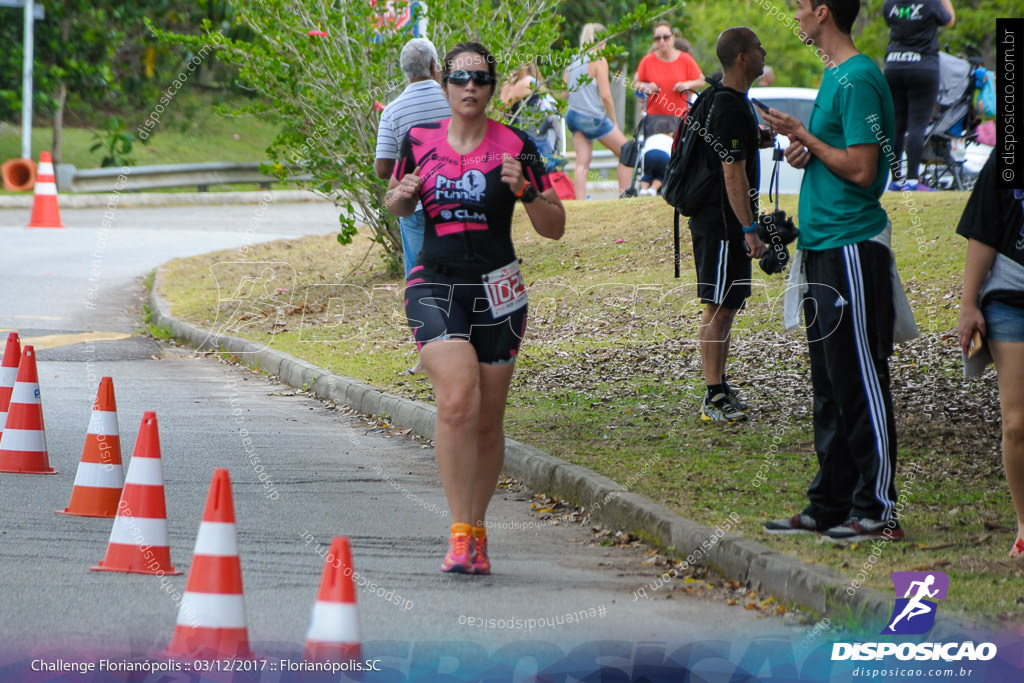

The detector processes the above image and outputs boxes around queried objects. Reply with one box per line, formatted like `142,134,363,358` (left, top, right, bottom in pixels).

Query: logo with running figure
882,571,949,635
435,169,487,202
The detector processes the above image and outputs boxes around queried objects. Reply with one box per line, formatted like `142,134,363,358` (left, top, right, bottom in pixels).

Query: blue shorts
641,149,670,184
566,109,614,141
983,299,1024,343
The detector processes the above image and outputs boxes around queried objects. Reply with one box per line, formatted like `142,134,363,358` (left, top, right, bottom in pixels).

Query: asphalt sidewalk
149,270,977,639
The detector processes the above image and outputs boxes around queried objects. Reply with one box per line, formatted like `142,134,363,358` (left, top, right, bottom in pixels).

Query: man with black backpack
685,27,769,423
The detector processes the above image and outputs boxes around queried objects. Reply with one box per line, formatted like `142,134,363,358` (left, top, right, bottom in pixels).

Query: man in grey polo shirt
375,38,451,278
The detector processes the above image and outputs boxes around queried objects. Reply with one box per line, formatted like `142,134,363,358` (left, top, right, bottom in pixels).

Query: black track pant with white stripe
801,240,898,525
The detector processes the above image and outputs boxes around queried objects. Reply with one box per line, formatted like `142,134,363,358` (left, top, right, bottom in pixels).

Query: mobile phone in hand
751,97,771,113
968,329,985,359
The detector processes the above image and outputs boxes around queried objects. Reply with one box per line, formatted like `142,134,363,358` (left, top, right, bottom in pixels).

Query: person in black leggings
882,0,955,191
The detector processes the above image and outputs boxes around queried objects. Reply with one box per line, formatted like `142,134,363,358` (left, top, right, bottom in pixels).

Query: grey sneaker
724,386,749,412
763,513,827,535
701,393,748,423
823,517,905,543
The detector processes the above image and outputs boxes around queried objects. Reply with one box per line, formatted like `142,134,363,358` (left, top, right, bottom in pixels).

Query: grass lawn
0,92,279,183
156,192,1022,630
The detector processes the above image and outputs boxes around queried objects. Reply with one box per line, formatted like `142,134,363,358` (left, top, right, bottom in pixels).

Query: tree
44,3,130,167
156,0,570,272
0,1,239,165
0,2,119,165
666,1,1005,89
556,1,690,133
859,0,1010,69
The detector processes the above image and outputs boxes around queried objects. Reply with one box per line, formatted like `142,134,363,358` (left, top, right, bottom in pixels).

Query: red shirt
636,51,703,117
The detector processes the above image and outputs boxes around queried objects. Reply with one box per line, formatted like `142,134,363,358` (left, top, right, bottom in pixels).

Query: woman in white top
564,23,630,199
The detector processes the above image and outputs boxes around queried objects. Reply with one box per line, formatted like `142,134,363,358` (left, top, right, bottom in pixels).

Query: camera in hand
755,210,799,275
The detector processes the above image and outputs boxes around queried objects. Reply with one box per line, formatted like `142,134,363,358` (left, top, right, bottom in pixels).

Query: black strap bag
661,78,726,276
661,78,724,216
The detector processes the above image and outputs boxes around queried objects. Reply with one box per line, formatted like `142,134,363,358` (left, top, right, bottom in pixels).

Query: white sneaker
638,187,656,197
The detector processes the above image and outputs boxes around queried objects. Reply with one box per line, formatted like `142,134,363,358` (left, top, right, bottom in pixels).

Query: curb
148,269,969,636
0,189,328,210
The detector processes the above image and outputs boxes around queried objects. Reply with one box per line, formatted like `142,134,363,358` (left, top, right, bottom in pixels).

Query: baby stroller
918,51,987,191
619,92,693,198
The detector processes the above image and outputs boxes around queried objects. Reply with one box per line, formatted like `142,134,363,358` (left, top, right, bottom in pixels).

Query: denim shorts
983,299,1024,343
566,108,614,141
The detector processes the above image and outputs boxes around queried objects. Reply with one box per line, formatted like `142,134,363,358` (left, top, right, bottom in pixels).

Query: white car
747,86,993,194
748,86,816,195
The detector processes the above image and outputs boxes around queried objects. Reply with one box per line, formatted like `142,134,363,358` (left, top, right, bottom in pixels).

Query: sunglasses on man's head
445,70,495,86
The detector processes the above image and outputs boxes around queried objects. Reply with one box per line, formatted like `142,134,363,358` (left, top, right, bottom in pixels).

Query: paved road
0,204,804,677
0,202,341,335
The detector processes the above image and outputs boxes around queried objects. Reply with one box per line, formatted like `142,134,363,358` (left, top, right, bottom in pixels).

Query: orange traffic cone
167,468,252,659
58,377,124,517
0,332,21,438
91,411,180,574
0,345,55,474
304,536,362,662
27,151,64,229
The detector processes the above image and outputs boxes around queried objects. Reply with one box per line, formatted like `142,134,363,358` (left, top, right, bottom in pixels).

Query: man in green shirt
760,0,903,543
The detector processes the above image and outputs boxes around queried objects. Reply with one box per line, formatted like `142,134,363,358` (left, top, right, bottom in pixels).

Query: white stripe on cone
193,521,240,557
0,411,7,431
33,183,57,196
0,428,46,452
0,367,16,384
38,162,54,175
87,411,119,435
72,461,125,488
10,382,40,404
123,458,164,485
306,603,360,642
177,593,248,629
108,515,170,547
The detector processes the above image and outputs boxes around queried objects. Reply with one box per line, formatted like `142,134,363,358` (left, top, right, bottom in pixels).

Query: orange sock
471,525,486,539
451,522,471,536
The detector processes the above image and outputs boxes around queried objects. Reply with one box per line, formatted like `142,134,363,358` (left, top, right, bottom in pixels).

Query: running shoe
441,524,474,573
471,528,490,575
887,181,905,192
823,517,904,543
724,386,749,412
763,513,828,535
701,392,747,423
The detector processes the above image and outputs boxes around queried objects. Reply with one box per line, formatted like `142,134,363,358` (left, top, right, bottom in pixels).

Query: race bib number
482,260,527,318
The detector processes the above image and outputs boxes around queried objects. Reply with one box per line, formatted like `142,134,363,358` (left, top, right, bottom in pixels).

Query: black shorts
690,231,751,309
404,277,527,365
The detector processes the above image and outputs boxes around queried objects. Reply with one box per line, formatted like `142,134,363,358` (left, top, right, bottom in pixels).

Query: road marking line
0,331,132,351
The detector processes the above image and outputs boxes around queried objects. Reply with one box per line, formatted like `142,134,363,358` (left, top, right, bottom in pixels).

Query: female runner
387,41,565,573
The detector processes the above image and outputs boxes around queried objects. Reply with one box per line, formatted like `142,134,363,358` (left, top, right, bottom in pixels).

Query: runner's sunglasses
445,70,496,87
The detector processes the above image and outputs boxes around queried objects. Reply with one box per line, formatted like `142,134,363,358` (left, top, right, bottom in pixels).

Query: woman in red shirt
634,21,705,120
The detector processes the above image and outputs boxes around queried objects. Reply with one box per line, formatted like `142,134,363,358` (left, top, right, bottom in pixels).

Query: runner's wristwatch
516,182,539,204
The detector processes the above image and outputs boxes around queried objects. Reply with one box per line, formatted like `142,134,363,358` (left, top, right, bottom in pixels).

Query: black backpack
660,78,728,276
661,79,725,216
